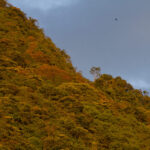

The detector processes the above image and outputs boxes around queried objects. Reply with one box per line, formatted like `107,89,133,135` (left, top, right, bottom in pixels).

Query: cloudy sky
8,0,150,91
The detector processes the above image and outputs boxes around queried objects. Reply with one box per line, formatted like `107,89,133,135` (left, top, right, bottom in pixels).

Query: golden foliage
1,1,150,149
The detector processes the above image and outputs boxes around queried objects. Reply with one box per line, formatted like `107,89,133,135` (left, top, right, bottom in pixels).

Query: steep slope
1,0,150,149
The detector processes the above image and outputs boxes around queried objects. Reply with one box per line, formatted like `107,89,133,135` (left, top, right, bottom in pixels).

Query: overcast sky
8,0,150,91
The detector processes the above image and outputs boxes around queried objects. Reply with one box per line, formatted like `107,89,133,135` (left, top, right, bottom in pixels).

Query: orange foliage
28,50,50,63
27,36,35,42
26,40,51,63
0,38,9,44
16,66,34,76
36,64,72,82
26,41,38,52
17,67,31,76
74,72,88,83
116,101,130,110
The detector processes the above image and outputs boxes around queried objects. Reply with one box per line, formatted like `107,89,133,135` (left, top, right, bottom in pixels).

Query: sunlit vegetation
1,0,150,149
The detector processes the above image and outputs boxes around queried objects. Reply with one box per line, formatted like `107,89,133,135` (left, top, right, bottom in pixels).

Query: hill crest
1,0,150,149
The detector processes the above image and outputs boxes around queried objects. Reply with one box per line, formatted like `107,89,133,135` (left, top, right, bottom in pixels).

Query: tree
90,67,101,80
143,90,149,96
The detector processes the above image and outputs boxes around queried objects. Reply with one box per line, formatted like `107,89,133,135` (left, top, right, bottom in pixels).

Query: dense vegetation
1,0,150,149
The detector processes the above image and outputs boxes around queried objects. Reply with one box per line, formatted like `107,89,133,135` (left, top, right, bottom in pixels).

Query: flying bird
114,18,118,21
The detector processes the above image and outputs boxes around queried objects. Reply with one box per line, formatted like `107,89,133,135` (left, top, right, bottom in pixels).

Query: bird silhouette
114,18,118,21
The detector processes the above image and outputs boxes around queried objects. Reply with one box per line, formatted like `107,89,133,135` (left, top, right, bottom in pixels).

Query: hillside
1,0,150,149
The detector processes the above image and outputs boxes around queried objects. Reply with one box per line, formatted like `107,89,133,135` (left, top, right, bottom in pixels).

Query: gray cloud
9,0,80,10
8,0,150,91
